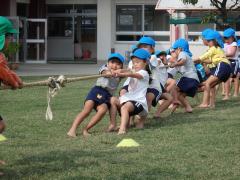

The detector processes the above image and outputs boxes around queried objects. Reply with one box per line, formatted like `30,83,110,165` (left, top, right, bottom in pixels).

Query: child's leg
83,104,108,136
135,115,146,129
178,93,193,113
146,92,155,111
107,97,120,132
209,87,216,108
223,78,231,100
221,82,225,96
199,76,219,108
166,78,176,92
233,75,239,97
119,89,127,96
154,93,173,118
67,100,94,137
118,102,134,134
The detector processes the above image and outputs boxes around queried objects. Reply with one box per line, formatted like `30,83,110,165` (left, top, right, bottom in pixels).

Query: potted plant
4,42,20,70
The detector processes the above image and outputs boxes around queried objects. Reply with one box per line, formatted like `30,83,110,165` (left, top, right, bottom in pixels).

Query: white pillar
178,12,187,39
97,0,114,61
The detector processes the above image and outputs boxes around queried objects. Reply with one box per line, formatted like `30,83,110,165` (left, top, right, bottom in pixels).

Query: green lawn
0,76,240,179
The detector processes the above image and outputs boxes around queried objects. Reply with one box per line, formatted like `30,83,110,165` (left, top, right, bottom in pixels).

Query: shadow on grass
144,98,240,130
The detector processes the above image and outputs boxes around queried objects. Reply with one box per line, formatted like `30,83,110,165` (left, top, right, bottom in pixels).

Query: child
222,28,239,99
170,38,200,113
154,50,173,118
136,36,162,111
67,53,124,137
0,16,22,176
0,16,22,89
116,48,151,134
194,30,231,108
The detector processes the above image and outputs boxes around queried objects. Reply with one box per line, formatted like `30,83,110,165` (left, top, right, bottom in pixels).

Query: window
47,5,73,14
144,6,169,31
116,5,170,42
116,5,142,32
48,17,73,37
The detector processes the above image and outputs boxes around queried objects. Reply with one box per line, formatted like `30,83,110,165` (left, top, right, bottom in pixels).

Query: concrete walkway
15,61,107,76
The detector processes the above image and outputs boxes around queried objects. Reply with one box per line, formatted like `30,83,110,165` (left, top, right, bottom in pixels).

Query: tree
181,0,240,28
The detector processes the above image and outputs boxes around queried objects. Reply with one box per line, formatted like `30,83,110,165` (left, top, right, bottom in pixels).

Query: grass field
0,76,240,179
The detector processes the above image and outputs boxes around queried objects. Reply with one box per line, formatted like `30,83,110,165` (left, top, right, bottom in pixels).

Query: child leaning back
67,53,124,137
115,48,151,134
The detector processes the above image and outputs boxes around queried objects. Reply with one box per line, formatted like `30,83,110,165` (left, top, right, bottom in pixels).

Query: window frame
115,4,170,43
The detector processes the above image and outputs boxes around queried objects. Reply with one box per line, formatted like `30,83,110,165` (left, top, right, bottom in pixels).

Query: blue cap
172,38,192,57
214,31,224,48
237,40,240,47
223,28,235,38
155,50,167,57
137,36,155,47
131,48,150,61
108,53,124,63
204,30,216,41
202,28,214,40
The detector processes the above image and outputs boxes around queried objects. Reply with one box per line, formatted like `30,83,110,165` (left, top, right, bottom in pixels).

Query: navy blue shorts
209,67,216,76
147,88,161,107
120,85,128,92
160,83,166,93
229,59,238,77
128,101,144,116
214,62,231,82
177,77,199,97
0,115,2,121
85,86,112,109
168,73,174,79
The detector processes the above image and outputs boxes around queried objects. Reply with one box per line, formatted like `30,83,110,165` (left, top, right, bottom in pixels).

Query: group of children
67,27,240,137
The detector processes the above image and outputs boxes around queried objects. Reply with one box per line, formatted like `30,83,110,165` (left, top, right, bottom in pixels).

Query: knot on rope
46,75,66,120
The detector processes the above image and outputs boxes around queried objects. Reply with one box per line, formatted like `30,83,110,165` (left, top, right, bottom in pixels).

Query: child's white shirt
176,52,199,81
157,58,168,87
123,60,133,87
224,42,238,60
149,55,162,92
120,69,149,113
96,64,121,95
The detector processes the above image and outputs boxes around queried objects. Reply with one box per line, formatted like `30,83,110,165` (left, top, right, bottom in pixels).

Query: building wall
97,0,113,60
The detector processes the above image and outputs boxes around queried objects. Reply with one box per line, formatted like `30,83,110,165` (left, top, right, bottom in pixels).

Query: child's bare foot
171,103,180,114
208,104,215,108
106,124,116,132
185,108,193,113
67,131,77,138
135,122,144,129
233,94,238,97
118,129,126,135
222,96,230,100
198,104,209,108
0,160,6,165
83,129,91,137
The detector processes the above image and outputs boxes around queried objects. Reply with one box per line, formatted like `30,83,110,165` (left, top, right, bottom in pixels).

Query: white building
2,0,240,63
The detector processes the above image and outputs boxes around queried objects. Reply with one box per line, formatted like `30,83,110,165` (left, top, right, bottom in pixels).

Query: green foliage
0,77,240,179
3,42,20,60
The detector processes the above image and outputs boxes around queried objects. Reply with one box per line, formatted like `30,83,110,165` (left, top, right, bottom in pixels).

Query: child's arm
225,46,237,58
193,47,215,64
170,58,186,68
115,70,143,79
